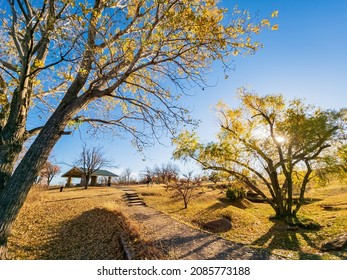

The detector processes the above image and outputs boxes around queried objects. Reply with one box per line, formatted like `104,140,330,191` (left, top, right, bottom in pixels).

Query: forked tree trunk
0,96,88,259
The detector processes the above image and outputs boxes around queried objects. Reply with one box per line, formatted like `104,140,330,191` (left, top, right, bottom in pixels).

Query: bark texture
0,96,88,259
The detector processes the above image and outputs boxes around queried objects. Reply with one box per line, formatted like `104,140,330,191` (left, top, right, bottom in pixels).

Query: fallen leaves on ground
8,186,125,260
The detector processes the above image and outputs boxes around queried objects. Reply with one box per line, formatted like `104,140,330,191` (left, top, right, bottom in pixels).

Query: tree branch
0,59,18,73
7,0,25,60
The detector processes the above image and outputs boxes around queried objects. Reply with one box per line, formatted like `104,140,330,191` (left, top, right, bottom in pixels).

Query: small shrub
226,186,247,201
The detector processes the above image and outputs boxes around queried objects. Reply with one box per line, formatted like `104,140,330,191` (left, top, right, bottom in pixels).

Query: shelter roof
61,167,118,178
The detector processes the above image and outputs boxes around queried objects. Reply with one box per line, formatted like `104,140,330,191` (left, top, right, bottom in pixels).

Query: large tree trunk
0,96,88,259
0,142,23,191
84,173,91,189
0,85,31,191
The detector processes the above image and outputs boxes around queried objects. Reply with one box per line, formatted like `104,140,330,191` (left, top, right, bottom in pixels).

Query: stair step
128,202,146,206
123,190,146,206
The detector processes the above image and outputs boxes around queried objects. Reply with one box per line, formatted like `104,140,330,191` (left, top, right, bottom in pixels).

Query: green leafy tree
0,0,275,258
173,90,346,223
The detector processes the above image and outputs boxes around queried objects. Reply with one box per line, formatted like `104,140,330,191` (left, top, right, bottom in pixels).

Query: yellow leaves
78,68,88,76
127,0,142,19
0,93,8,105
66,119,80,129
120,101,129,114
261,19,270,27
62,72,74,81
79,3,92,15
8,188,125,260
268,10,279,30
271,10,279,18
172,130,201,160
121,38,137,62
271,24,279,31
98,55,108,65
34,59,44,68
232,50,239,56
32,79,41,87
120,0,269,66
92,10,102,19
251,25,260,35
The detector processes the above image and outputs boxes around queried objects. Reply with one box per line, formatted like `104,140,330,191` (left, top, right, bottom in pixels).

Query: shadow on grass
251,220,347,260
46,196,86,203
38,208,125,260
46,193,117,203
301,198,324,204
205,202,229,212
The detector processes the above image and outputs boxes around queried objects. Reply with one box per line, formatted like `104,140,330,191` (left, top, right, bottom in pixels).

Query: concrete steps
122,191,146,207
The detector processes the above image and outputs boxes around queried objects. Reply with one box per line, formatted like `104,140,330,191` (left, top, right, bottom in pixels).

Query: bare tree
141,166,153,185
39,161,60,188
119,167,132,185
153,162,180,185
75,146,109,189
167,172,201,209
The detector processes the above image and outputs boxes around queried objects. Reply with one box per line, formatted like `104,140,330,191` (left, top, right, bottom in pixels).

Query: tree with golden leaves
173,89,345,224
0,0,275,258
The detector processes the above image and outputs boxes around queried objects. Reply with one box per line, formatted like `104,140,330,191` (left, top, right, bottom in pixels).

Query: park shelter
61,167,118,187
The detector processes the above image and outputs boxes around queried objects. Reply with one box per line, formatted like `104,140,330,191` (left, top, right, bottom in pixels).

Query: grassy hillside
7,182,346,260
136,181,347,260
8,186,126,259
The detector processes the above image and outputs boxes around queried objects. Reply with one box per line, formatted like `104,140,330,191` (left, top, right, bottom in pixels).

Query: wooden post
107,176,111,186
80,175,85,186
91,176,97,186
66,176,72,187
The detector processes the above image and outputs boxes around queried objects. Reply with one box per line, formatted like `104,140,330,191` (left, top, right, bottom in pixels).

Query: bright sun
275,136,286,143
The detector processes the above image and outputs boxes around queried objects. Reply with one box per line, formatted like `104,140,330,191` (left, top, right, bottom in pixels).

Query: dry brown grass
8,185,170,260
7,182,347,260
8,186,126,260
136,182,347,260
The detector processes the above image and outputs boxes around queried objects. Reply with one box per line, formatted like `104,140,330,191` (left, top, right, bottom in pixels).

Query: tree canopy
173,89,346,221
0,0,274,150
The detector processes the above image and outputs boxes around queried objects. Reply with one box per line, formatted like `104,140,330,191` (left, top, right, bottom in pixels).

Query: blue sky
51,0,347,183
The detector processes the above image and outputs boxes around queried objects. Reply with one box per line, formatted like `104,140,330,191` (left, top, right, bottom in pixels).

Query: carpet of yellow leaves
8,186,126,260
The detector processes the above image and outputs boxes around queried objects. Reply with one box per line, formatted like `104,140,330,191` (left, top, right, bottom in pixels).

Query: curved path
122,190,283,260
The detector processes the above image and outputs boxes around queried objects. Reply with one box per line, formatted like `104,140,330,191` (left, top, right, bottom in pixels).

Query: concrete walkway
122,190,282,260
